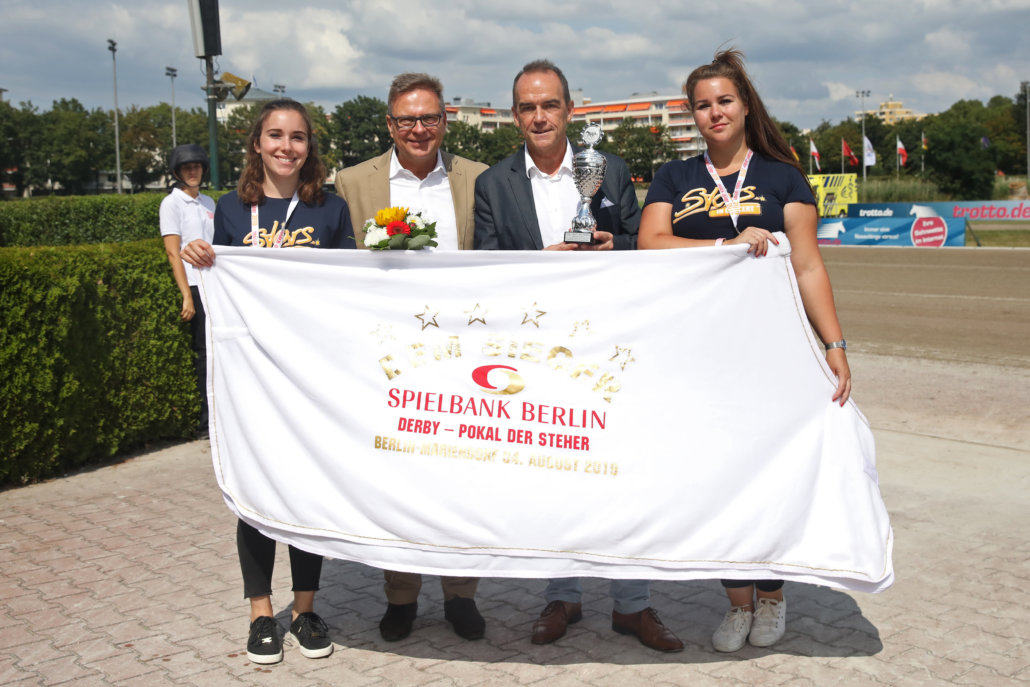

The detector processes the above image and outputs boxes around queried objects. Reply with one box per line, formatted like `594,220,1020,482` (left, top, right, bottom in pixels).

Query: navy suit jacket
473,144,639,251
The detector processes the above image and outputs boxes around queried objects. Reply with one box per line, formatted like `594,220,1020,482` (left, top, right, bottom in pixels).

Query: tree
330,96,391,169
479,125,523,166
599,119,676,182
305,103,339,173
0,101,38,198
926,100,995,199
24,99,112,195
120,105,162,192
219,103,261,187
443,120,484,162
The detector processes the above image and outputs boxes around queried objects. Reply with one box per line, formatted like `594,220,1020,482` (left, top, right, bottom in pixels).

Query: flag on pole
981,135,991,149
809,138,821,171
790,145,800,162
842,138,859,167
863,135,877,167
921,131,928,151
896,136,907,166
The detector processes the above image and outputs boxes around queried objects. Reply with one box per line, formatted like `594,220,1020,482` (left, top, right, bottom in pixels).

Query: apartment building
572,94,704,160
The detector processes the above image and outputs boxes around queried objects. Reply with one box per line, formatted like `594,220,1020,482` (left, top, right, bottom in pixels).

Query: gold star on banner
521,302,546,328
415,305,440,331
569,320,592,338
465,303,488,326
369,324,395,344
610,345,636,371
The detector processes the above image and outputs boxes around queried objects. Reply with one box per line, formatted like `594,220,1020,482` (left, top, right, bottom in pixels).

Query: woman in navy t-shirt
640,49,852,654
182,99,354,665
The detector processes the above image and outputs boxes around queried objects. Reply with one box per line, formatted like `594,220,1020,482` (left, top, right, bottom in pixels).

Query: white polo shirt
388,150,459,251
525,140,579,248
159,188,215,286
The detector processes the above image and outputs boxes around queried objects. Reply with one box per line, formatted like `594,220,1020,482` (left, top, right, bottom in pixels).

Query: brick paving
3,352,1029,685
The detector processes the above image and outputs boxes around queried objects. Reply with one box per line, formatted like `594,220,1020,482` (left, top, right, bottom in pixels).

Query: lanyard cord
703,149,753,233
250,192,300,247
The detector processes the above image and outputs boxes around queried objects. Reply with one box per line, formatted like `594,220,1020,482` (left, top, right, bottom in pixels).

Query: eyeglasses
389,113,444,130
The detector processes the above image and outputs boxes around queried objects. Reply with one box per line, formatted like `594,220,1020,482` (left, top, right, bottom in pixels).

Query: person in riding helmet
159,143,216,437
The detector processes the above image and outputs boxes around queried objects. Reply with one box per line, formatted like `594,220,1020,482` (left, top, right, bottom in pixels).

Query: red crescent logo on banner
471,365,525,395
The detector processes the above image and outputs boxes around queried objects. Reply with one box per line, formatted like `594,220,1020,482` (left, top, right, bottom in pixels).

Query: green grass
966,227,1030,247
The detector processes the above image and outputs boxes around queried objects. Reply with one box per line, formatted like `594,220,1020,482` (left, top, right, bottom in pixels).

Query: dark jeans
237,519,323,598
721,579,784,592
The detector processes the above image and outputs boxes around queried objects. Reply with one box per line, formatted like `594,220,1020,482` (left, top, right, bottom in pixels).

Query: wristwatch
824,339,847,351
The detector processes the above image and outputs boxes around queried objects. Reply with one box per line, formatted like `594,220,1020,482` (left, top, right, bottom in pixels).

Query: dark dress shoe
379,602,417,641
611,607,684,652
531,600,583,644
444,597,486,640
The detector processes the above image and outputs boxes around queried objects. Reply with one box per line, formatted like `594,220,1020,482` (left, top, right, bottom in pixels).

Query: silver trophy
565,123,607,244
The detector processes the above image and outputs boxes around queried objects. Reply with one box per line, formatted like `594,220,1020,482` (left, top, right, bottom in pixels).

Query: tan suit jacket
334,148,488,250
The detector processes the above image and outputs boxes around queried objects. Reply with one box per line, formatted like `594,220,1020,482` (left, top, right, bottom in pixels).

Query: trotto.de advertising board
816,200,1030,247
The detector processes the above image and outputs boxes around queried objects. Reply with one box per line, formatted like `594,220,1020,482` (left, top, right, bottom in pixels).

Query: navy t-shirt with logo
644,153,815,240
213,191,355,249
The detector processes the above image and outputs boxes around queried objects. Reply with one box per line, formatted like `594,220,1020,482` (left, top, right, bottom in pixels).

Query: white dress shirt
525,140,579,248
389,150,459,251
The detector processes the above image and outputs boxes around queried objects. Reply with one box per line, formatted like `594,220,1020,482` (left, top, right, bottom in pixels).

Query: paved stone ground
3,247,1028,686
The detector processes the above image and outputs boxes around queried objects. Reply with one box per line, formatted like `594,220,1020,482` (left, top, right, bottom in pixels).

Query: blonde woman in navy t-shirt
639,49,851,653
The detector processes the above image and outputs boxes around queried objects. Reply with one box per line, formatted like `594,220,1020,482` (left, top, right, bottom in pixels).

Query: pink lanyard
250,192,299,248
703,149,753,233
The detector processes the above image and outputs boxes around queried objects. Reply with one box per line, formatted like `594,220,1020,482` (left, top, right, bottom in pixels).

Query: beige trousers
383,571,479,604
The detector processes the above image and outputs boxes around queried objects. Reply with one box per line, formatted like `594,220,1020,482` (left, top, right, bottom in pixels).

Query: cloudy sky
3,0,1029,130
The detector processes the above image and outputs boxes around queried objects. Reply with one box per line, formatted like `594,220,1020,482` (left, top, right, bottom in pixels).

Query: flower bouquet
362,206,438,250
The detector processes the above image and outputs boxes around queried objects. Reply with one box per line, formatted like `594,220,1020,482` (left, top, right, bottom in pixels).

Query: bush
0,239,199,484
0,191,226,247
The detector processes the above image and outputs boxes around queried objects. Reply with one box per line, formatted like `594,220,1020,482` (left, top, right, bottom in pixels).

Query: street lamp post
1024,80,1029,187
856,90,870,194
108,39,122,194
166,67,178,148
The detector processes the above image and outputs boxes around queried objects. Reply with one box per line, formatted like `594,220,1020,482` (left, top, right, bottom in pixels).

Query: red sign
910,218,948,248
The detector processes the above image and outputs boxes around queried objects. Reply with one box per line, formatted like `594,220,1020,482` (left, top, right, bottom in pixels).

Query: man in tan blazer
333,73,487,642
335,73,487,251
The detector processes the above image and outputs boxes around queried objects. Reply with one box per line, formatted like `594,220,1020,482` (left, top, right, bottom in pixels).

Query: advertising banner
807,174,858,217
198,241,894,592
848,201,1030,222
818,216,965,246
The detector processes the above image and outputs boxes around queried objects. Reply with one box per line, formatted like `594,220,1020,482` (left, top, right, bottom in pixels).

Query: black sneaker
289,611,334,659
246,616,283,664
444,597,485,640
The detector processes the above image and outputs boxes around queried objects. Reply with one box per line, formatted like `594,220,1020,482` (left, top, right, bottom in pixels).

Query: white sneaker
712,606,753,652
748,597,786,647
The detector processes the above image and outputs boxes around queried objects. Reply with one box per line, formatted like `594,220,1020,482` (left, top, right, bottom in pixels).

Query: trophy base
564,230,596,244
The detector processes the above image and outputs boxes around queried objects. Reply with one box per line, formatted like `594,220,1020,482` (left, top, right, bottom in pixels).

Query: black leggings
189,286,208,431
237,519,323,598
721,579,784,592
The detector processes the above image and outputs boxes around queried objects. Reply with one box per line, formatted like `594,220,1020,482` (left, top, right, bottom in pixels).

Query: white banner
198,237,894,593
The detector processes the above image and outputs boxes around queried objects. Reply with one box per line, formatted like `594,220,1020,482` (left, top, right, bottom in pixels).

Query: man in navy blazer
473,62,639,252
472,59,682,654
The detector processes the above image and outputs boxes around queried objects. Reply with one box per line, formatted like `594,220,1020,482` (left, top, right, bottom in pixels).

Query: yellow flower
375,206,408,226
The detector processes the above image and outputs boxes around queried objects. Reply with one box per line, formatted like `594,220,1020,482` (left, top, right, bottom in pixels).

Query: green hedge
0,191,227,247
0,239,199,484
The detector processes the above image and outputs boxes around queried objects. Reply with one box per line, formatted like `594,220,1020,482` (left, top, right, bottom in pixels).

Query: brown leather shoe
530,600,583,644
611,607,684,652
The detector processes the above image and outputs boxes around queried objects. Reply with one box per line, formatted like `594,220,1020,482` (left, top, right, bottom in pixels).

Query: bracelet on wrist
824,339,847,351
